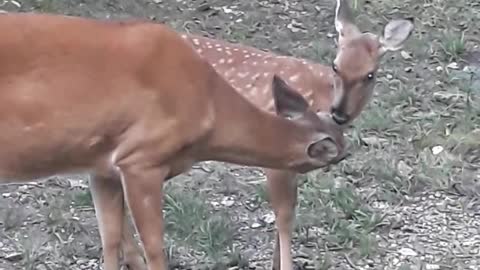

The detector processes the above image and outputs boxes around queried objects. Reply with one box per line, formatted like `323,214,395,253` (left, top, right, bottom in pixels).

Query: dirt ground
0,0,479,269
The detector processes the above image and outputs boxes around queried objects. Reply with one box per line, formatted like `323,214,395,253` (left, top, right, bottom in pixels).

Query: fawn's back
182,34,335,113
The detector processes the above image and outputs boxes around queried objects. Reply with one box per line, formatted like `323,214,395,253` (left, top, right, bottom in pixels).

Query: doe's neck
200,75,311,170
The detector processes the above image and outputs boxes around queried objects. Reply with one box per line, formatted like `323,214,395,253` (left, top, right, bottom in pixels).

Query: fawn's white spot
193,39,199,45
217,48,223,52
263,72,269,78
219,59,225,64
227,59,234,64
245,54,250,58
289,74,300,82
226,50,232,55
262,85,271,94
238,72,249,78
225,67,236,76
196,49,203,54
252,62,257,66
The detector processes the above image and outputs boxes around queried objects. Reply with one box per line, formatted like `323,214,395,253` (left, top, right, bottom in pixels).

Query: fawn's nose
330,107,349,125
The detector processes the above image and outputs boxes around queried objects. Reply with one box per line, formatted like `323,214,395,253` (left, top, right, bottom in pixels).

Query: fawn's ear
307,135,339,161
335,0,361,44
378,18,415,55
272,75,309,119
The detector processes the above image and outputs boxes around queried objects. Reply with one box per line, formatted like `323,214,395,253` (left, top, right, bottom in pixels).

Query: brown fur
0,12,347,270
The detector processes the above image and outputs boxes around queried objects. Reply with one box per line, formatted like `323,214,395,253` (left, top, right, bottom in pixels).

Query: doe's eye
332,62,338,73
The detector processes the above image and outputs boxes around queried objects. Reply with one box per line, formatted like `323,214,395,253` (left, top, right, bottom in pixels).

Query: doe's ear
379,18,415,55
272,75,309,119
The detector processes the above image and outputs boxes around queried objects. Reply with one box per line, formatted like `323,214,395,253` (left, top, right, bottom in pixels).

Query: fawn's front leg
266,169,298,270
120,164,169,270
89,173,125,270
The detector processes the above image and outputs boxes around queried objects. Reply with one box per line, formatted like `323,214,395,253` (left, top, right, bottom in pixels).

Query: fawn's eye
366,72,374,80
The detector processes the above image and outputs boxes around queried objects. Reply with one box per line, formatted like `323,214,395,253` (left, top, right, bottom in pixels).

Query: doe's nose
330,107,349,125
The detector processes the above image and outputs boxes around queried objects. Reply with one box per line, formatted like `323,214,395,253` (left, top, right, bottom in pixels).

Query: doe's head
330,0,414,125
271,75,348,173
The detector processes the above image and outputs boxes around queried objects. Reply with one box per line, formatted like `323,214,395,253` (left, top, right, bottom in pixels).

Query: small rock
362,136,387,146
2,192,11,198
221,196,235,207
196,3,210,12
425,264,440,270
386,74,393,79
431,145,444,155
18,185,30,192
397,160,413,177
433,92,465,103
287,21,306,33
399,247,418,256
404,67,413,72
262,213,275,224
222,7,233,14
435,66,443,72
68,179,88,189
401,50,412,60
446,62,459,69
4,252,23,262
77,258,89,265
9,0,21,7
36,264,47,270
251,222,262,229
